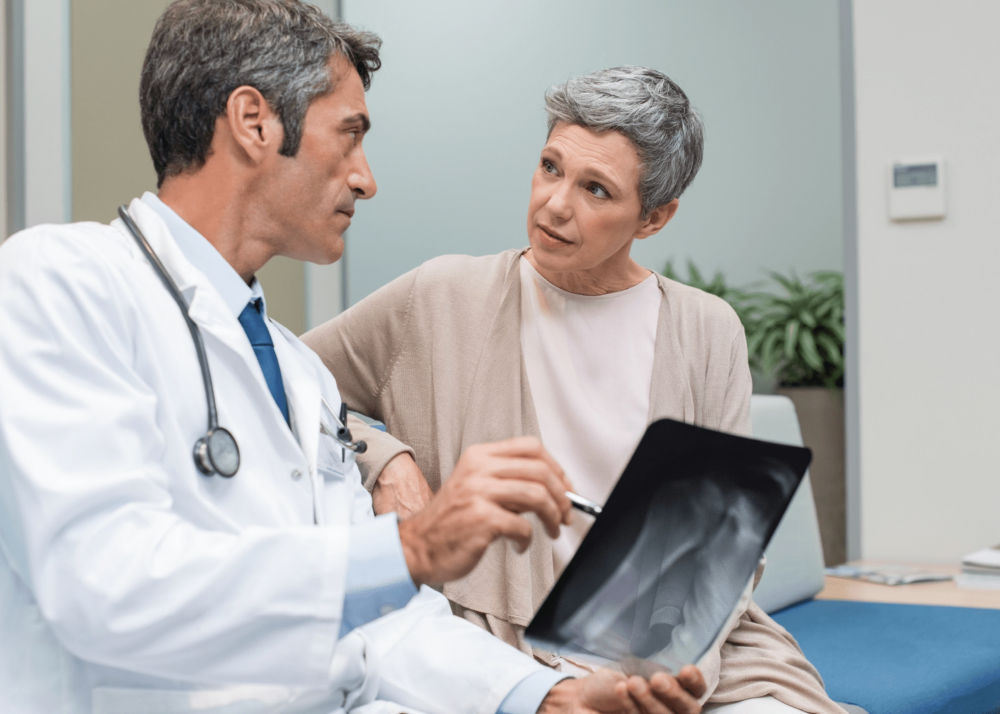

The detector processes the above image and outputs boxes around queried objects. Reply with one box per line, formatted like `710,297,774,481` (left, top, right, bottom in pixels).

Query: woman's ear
635,198,680,240
224,85,283,164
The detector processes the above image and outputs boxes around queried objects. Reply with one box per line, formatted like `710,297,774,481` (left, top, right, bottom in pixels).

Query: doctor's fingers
479,455,572,522
476,476,568,538
476,437,574,491
481,503,537,553
451,445,571,531
674,666,707,700
625,673,702,714
398,494,535,585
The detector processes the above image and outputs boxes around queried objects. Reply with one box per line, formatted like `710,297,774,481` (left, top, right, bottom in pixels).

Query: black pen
565,491,603,516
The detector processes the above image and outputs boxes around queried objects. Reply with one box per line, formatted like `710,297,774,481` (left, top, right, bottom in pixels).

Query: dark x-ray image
526,418,810,676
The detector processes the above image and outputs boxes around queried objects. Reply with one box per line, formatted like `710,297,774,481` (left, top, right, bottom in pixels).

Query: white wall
853,1,1000,561
23,0,70,227
341,0,845,305
1,0,7,236
304,0,344,329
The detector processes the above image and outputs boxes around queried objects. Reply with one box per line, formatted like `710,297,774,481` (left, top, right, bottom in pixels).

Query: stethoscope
117,205,366,479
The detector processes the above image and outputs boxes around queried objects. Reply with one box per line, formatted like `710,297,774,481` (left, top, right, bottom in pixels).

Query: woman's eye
588,183,610,199
541,158,558,174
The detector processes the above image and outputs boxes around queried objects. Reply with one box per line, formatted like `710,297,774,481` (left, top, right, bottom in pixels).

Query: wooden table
817,562,1000,610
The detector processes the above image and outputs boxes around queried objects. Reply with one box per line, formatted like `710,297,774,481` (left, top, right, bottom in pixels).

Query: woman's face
525,122,673,292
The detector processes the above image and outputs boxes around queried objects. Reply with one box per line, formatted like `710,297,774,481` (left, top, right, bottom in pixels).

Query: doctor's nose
350,149,377,199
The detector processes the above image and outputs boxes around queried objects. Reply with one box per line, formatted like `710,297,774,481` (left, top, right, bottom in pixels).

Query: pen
565,491,603,517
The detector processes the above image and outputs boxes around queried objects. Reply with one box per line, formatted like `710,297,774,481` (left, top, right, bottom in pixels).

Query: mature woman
304,67,843,714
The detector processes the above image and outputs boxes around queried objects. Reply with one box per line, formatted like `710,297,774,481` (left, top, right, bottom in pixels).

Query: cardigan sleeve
302,268,421,491
721,319,753,437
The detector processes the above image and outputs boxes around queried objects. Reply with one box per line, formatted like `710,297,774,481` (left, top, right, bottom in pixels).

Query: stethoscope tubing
117,205,364,475
118,206,221,433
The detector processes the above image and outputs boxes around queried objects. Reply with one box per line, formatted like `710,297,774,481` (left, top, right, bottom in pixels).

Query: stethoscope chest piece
118,204,242,479
194,427,240,478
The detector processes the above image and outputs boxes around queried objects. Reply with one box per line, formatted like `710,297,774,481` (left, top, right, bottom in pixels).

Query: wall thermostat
888,156,945,221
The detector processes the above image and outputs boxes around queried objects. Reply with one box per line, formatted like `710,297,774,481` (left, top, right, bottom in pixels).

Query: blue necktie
238,298,290,425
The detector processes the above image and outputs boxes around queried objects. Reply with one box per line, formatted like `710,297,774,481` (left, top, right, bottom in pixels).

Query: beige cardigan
303,250,842,713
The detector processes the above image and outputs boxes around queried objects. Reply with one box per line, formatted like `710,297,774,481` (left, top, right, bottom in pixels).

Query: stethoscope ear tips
193,427,241,478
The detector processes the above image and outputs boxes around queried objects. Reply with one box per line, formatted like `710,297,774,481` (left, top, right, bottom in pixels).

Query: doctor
0,1,705,713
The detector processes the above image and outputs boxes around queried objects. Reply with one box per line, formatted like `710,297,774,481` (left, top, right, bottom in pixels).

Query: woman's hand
371,452,433,519
539,666,706,714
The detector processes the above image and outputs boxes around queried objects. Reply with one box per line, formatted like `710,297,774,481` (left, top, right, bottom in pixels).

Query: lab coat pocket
317,430,355,484
316,429,361,525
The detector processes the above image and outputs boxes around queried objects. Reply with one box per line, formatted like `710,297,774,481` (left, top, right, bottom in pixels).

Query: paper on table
824,564,953,586
962,545,1000,570
956,572,1000,590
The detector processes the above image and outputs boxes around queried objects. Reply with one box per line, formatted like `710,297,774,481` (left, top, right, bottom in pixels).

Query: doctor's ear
224,85,284,164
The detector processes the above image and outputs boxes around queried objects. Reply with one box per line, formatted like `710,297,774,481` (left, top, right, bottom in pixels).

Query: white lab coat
0,198,544,713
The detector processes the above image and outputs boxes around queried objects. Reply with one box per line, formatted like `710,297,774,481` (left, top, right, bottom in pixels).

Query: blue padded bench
772,599,1000,714
749,396,1000,714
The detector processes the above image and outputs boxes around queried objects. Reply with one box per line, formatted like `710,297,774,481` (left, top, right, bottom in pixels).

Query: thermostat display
888,156,945,221
893,163,937,188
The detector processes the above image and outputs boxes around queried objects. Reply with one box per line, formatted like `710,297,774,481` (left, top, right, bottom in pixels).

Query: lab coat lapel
121,198,252,357
272,331,325,523
273,325,321,476
119,197,300,445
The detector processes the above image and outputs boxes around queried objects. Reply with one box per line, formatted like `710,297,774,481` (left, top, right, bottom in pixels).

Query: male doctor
0,1,705,713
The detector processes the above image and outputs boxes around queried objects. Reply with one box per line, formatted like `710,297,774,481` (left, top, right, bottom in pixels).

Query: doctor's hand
372,453,433,520
539,667,706,714
397,436,572,586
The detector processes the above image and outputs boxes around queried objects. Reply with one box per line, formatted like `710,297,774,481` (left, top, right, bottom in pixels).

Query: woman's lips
539,225,571,244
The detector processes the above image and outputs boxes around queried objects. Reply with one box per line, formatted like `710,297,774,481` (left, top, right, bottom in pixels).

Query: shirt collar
140,192,265,318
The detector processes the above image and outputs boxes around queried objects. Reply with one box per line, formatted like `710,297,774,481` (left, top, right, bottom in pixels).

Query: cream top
518,256,660,573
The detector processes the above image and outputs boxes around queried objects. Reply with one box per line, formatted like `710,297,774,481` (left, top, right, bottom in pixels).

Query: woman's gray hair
140,0,381,186
544,66,704,216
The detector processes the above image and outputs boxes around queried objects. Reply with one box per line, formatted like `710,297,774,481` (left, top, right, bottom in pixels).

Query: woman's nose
545,182,572,220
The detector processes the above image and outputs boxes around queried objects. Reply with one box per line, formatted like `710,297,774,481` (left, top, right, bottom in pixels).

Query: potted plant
744,270,846,565
745,270,845,390
662,259,756,329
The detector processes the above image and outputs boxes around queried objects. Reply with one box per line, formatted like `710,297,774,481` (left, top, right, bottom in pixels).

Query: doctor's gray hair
544,66,704,217
140,0,381,186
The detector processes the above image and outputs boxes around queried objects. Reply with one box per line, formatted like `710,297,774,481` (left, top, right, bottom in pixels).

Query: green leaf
816,333,843,365
767,270,796,294
664,262,845,388
759,330,784,371
812,270,843,286
688,260,704,286
784,320,800,360
746,327,766,357
799,330,824,372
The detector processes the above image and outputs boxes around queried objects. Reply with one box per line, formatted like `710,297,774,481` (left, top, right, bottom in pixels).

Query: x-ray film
525,418,811,676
